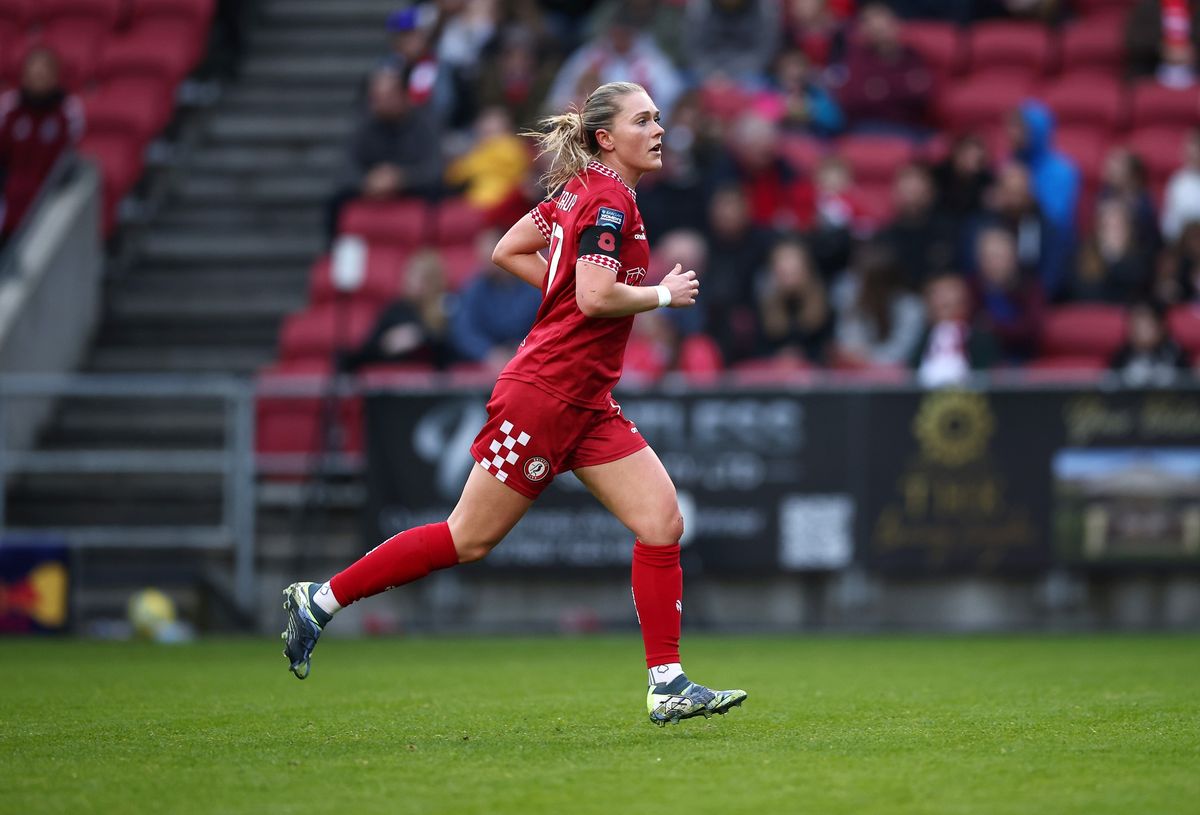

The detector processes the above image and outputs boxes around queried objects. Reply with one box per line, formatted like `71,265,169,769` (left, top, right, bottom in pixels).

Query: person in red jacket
0,48,84,241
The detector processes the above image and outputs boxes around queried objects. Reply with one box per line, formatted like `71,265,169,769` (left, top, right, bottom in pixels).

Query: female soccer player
282,81,747,726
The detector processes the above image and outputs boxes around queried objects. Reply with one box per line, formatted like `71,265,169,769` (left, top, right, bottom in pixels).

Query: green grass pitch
2,635,1198,814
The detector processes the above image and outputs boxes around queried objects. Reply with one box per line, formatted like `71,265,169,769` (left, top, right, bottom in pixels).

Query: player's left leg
573,447,747,725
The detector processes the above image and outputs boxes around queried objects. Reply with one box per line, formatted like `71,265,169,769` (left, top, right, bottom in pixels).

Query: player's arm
491,213,549,289
577,256,698,318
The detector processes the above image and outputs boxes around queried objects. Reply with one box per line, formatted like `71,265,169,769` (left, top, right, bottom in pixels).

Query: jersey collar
586,160,637,200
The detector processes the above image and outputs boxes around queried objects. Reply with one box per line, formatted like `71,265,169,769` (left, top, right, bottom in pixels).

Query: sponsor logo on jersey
557,191,578,212
623,267,647,286
524,456,550,482
633,231,647,240
596,207,625,229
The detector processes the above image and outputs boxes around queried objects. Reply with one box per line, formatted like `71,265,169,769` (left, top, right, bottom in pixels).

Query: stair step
140,231,322,265
242,55,379,87
89,346,277,375
113,268,310,295
249,27,388,54
187,144,343,174
207,112,355,144
175,174,332,206
95,320,283,348
154,207,323,231
107,289,305,320
259,0,399,26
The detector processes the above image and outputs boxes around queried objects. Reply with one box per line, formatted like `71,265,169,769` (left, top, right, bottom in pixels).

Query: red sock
328,522,458,606
631,540,681,668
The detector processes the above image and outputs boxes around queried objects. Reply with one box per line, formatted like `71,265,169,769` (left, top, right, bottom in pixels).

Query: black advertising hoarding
363,384,1200,574
364,389,857,573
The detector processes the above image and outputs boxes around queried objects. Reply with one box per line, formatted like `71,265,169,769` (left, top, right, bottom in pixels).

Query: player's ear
594,127,615,153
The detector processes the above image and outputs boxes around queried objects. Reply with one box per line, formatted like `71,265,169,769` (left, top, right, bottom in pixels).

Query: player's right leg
282,463,532,678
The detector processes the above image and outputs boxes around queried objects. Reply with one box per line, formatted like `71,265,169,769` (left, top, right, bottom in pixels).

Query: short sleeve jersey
497,160,650,410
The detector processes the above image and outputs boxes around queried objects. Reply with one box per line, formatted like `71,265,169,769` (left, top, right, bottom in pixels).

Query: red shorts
469,378,648,499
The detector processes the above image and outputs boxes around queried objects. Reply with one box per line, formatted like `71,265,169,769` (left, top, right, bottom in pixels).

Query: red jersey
0,89,84,235
497,160,651,410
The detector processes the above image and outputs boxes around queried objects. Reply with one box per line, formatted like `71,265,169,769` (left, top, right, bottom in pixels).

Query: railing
0,374,257,615
0,152,80,282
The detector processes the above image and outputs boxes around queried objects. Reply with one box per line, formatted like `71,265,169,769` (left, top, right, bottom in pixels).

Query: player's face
605,91,664,177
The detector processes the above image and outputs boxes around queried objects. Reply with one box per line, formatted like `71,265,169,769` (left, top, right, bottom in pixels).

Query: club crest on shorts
524,456,550,482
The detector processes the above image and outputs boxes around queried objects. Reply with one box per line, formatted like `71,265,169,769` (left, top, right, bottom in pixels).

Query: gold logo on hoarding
913,391,995,467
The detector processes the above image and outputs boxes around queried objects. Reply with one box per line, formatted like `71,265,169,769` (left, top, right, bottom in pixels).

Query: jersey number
545,223,565,291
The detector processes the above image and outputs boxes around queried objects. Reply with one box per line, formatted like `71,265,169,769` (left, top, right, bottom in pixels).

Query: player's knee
635,505,684,546
453,536,499,563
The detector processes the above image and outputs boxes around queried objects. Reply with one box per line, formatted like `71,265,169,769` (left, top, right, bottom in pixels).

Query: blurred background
0,0,1198,641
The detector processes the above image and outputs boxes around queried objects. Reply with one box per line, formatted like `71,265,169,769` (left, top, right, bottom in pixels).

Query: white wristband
654,284,671,309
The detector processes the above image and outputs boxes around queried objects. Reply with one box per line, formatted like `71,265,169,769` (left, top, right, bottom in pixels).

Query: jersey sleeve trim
530,207,552,242
578,254,622,274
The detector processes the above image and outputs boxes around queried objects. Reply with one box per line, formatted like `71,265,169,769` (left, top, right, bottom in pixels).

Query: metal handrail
0,151,79,281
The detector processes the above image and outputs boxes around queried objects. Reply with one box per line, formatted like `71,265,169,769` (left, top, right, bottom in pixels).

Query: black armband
579,225,622,261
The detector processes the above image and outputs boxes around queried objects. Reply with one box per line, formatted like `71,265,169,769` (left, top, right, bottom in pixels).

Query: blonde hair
527,82,646,192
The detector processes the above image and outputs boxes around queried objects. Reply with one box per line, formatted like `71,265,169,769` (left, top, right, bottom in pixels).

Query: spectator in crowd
721,113,813,230
685,0,782,85
877,161,956,290
476,26,558,129
431,0,501,128
783,0,848,67
1127,0,1198,87
834,2,933,135
636,91,720,238
973,226,1045,362
0,49,83,242
544,13,683,118
705,185,774,361
755,238,834,364
970,161,1068,300
653,230,709,338
444,106,531,212
807,155,861,274
831,242,926,368
1069,199,1154,304
1097,147,1159,253
449,229,541,370
1162,128,1200,243
933,133,993,226
1160,220,1200,304
324,67,444,245
910,271,999,387
1007,102,1080,249
382,7,457,120
1110,299,1190,386
761,49,844,137
340,250,457,372
585,0,687,67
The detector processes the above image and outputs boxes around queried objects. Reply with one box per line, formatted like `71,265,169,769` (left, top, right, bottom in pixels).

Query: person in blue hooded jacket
1006,100,1081,299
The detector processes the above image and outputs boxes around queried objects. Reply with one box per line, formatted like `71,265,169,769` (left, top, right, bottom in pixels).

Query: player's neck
598,156,641,189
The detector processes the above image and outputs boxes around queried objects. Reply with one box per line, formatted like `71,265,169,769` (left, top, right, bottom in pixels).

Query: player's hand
661,263,699,308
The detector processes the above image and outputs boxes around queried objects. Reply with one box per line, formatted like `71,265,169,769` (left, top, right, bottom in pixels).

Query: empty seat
125,0,217,70
1128,126,1190,186
35,0,121,27
83,82,167,143
438,243,482,291
77,130,144,232
1037,72,1126,131
938,70,1035,131
1040,304,1128,358
339,199,430,246
1167,305,1200,357
1130,81,1200,129
97,30,195,85
278,302,383,362
699,80,751,122
434,198,486,244
836,135,917,184
127,0,214,26
1060,14,1124,72
900,21,964,80
1071,0,1137,17
255,360,364,462
309,245,410,305
780,134,826,173
0,0,30,25
967,22,1054,79
1055,126,1108,185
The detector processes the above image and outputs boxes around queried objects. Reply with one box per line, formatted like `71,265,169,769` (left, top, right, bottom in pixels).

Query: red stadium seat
1071,0,1137,17
1128,126,1190,186
1037,72,1126,132
1021,356,1109,384
438,243,482,291
36,0,121,27
1167,305,1200,358
0,0,30,25
339,199,430,246
255,360,364,462
1040,304,1128,358
1059,14,1125,72
434,198,486,244
1056,126,1108,185
938,70,1035,131
835,135,916,185
729,357,817,386
900,21,965,80
278,302,383,362
97,30,195,85
780,134,826,173
127,0,214,26
967,22,1054,79
78,131,145,234
125,0,217,71
83,82,167,143
1129,81,1200,129
308,245,410,306
699,80,752,122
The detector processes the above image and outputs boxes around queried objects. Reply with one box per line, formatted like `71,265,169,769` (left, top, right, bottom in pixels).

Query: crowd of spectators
325,0,1200,385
